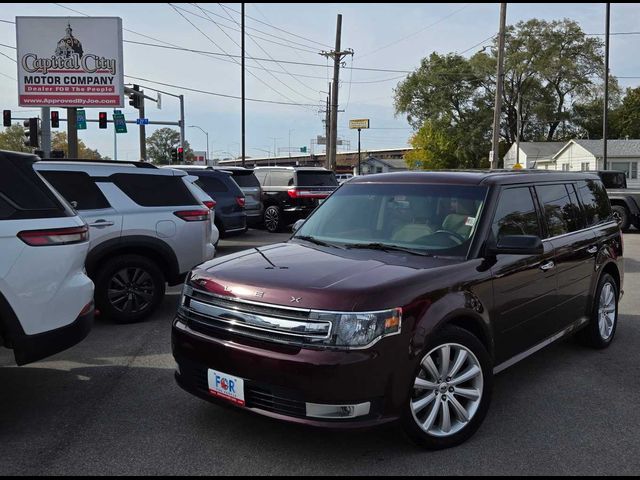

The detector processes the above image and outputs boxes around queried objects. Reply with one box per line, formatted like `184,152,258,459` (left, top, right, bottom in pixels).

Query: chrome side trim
493,317,589,375
185,299,331,339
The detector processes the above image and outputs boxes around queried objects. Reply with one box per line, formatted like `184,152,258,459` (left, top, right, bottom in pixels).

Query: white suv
35,159,215,324
0,151,94,365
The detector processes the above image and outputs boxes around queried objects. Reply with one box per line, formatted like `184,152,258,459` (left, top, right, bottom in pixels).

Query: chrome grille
180,286,332,346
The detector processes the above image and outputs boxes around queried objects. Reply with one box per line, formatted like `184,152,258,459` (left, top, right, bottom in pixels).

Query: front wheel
402,326,492,450
577,273,618,349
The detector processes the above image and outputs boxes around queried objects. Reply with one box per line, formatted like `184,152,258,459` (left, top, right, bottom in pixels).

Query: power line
168,3,314,111
457,34,496,55
124,74,321,107
359,4,471,59
0,50,16,63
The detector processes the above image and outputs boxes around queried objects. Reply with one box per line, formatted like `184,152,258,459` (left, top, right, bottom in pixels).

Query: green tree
146,128,194,164
0,124,33,153
615,86,640,139
51,132,106,159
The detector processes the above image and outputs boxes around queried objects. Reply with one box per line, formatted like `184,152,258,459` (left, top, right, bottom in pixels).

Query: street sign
113,112,127,133
136,118,149,125
349,118,370,129
77,109,87,130
300,146,307,153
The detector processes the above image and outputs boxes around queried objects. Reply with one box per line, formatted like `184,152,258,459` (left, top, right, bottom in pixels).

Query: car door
39,170,123,248
489,185,558,363
536,183,599,330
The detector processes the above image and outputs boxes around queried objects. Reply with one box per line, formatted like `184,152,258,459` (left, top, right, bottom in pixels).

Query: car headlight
310,307,402,348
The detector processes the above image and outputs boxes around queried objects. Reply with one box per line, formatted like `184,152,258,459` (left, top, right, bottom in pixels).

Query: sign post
349,119,370,175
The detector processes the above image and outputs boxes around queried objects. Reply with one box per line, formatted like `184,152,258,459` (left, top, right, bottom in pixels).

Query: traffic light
23,118,39,148
170,147,178,163
177,147,184,162
51,110,59,128
3,110,10,127
99,111,107,129
128,84,140,110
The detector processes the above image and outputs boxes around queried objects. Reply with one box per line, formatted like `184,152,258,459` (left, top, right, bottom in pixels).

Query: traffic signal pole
67,108,78,158
139,89,146,161
40,107,51,158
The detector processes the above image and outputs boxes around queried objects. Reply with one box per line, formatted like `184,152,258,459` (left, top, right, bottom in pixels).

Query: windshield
293,183,487,257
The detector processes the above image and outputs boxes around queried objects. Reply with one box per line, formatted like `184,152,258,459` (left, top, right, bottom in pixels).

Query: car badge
290,296,301,303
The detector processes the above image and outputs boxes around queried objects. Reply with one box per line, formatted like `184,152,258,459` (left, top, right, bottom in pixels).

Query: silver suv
35,160,215,324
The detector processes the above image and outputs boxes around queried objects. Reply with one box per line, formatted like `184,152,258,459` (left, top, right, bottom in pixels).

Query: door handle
89,220,115,228
540,261,555,271
587,246,598,255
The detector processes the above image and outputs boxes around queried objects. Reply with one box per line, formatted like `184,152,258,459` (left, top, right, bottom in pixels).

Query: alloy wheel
410,343,484,437
107,267,155,315
598,281,616,340
265,207,279,232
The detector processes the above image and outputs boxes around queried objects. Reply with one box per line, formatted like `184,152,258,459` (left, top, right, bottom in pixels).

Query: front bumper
172,317,410,428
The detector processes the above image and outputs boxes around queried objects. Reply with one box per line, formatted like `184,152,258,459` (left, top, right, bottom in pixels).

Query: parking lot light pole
189,125,210,166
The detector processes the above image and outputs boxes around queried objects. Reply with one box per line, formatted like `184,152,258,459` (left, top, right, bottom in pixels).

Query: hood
189,241,463,311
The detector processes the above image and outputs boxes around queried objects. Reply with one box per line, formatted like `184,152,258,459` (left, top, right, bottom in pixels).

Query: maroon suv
172,170,623,449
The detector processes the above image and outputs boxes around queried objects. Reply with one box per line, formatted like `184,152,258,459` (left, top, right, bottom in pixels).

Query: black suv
177,168,247,237
596,170,640,231
253,166,338,232
173,170,622,449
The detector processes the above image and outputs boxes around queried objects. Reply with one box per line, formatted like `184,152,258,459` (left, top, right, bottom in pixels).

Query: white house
503,142,565,169
359,156,409,175
552,139,640,187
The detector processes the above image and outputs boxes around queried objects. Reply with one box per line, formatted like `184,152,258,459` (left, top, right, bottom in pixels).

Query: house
503,142,565,169
359,156,409,175
552,139,640,187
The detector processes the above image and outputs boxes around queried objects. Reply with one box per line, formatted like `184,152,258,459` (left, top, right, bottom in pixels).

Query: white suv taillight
174,209,210,222
17,225,89,246
203,200,216,210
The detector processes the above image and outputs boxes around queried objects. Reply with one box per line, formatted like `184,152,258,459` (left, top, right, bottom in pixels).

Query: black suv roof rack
39,158,157,169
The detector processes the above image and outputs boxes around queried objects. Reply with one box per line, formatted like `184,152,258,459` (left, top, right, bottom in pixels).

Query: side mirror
292,219,305,233
489,235,543,255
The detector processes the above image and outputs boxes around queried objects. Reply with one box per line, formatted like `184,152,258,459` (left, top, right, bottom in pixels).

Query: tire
401,326,493,450
94,254,165,324
264,205,282,233
611,205,630,231
577,273,618,349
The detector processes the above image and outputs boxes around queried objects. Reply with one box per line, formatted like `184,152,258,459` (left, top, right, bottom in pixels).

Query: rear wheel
611,205,630,231
264,205,282,233
402,326,492,450
95,254,165,324
577,273,618,349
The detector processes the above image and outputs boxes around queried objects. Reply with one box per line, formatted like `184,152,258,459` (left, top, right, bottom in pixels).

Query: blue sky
1,3,639,160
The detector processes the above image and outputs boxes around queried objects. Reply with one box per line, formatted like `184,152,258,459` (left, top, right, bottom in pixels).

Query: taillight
17,225,89,246
236,196,246,207
287,188,329,199
174,209,210,222
287,188,299,199
203,200,216,210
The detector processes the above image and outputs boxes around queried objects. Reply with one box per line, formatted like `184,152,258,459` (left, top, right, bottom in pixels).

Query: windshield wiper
345,242,433,257
294,235,341,248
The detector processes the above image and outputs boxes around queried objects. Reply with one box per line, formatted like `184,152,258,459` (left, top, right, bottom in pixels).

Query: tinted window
112,174,197,207
492,187,541,240
195,176,229,194
0,195,16,220
270,171,294,186
228,171,260,188
598,171,626,189
296,171,338,187
536,184,582,237
577,180,611,226
39,171,110,210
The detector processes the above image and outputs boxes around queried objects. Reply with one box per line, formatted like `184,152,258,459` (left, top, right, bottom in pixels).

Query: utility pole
603,3,610,171
179,94,185,157
320,14,353,172
139,88,146,161
40,107,51,158
67,108,78,158
515,92,521,168
491,3,507,170
325,85,331,169
241,2,246,167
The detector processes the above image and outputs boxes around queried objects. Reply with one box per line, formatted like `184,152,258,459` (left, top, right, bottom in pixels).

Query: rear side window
535,184,582,237
230,171,260,188
0,160,66,220
296,171,338,187
492,187,541,240
577,180,611,226
39,171,110,210
195,176,230,193
112,173,197,207
270,171,294,186
253,169,268,184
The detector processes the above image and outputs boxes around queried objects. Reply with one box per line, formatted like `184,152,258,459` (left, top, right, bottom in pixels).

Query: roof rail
39,158,157,169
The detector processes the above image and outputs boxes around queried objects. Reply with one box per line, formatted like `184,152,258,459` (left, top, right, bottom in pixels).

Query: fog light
305,402,370,419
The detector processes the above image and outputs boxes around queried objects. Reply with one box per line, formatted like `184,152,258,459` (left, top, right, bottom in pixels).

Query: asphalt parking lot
1,228,639,475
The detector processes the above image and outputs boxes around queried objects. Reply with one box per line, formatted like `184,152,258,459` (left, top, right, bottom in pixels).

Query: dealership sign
16,16,124,107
